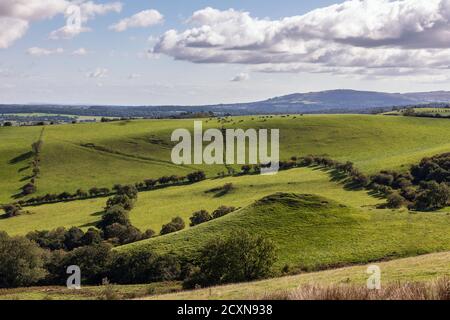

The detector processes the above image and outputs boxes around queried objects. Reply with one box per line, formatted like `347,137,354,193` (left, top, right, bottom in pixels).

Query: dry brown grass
260,278,450,300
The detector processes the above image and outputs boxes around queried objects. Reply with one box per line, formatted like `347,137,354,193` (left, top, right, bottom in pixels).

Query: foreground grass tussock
262,278,450,300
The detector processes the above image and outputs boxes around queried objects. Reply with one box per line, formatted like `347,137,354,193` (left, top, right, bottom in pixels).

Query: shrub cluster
189,205,237,227
1,203,23,218
97,185,154,245
368,154,450,210
183,232,277,289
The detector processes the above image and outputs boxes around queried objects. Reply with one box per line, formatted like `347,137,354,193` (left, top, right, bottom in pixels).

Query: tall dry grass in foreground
260,278,450,300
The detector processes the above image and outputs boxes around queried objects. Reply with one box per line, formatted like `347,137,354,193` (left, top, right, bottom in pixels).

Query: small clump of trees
160,217,185,235
189,205,237,227
183,232,277,289
1,203,23,218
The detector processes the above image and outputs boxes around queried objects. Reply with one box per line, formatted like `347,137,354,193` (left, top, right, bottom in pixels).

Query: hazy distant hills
218,90,450,114
2,89,450,117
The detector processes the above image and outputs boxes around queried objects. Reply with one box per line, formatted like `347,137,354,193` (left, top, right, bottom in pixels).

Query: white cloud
27,47,64,56
49,1,122,39
230,72,250,82
49,25,91,40
0,0,123,47
109,9,163,32
86,67,108,78
72,48,88,55
153,1,450,78
0,18,29,49
0,0,69,48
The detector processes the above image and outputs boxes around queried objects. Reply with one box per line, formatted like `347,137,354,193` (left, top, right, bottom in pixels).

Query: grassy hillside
147,251,450,300
2,115,450,203
120,192,450,272
0,167,382,235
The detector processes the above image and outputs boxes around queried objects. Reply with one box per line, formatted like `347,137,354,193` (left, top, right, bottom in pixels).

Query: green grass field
2,251,449,300
146,251,450,300
1,114,450,300
2,115,450,203
0,167,382,235
120,192,450,273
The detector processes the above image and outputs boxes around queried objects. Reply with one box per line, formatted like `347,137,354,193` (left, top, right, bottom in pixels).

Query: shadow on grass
9,151,33,165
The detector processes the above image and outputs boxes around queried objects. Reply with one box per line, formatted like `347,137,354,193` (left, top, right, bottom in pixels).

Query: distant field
120,192,450,273
2,115,450,203
386,108,450,116
147,251,450,300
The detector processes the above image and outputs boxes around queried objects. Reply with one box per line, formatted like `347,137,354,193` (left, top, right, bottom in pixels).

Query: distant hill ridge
1,89,450,116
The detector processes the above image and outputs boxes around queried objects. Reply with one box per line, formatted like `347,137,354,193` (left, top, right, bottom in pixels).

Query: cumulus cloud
0,0,122,47
109,9,163,32
86,67,108,78
230,72,250,82
49,25,91,40
27,47,64,56
152,1,450,77
0,17,29,49
0,0,68,48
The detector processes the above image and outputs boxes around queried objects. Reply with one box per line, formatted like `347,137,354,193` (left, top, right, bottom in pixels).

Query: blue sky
1,0,450,105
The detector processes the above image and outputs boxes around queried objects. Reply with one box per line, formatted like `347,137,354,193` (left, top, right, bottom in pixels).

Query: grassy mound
120,192,450,272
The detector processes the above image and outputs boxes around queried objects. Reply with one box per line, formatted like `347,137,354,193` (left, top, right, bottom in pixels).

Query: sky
2,0,450,105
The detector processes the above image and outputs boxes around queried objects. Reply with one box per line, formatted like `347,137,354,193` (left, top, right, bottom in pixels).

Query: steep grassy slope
2,115,450,202
0,167,382,235
120,193,450,272
147,251,450,300
0,126,43,202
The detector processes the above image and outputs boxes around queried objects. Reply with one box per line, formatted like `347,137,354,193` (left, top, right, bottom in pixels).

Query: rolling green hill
0,167,382,235
2,115,450,204
120,192,450,273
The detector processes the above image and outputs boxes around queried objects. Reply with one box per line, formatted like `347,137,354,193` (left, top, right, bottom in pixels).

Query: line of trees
21,133,44,197
14,170,207,208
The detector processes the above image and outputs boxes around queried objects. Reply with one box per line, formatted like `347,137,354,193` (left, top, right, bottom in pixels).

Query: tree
160,217,185,235
414,181,450,210
97,205,130,230
104,223,142,245
114,184,138,200
64,227,85,250
144,179,157,189
76,189,88,198
22,182,36,195
186,171,206,183
1,204,22,218
108,251,181,284
386,192,406,209
81,228,103,246
183,232,277,288
27,227,67,251
106,194,134,211
189,210,212,226
212,206,236,219
0,231,47,288
61,244,112,284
